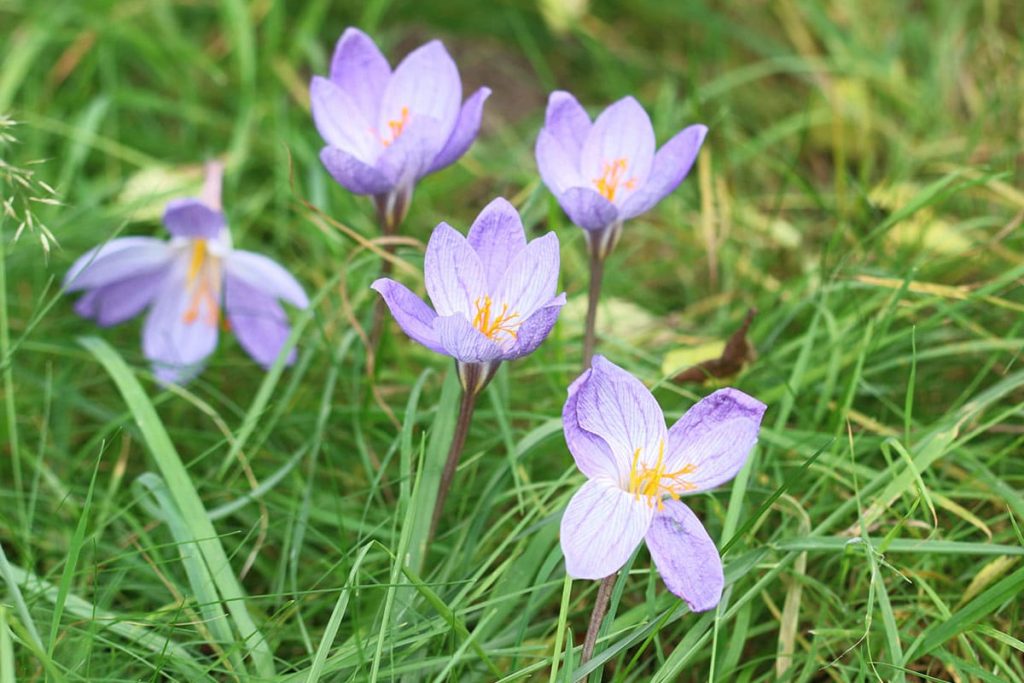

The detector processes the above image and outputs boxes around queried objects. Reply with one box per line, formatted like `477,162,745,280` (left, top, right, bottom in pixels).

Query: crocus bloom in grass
65,163,309,385
536,91,707,257
560,356,766,611
371,197,565,390
311,28,491,224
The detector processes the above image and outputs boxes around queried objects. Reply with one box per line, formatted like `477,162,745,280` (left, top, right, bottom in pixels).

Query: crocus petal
505,293,565,360
434,313,505,363
225,274,295,368
64,238,173,292
370,278,444,354
495,231,560,318
560,478,654,580
557,187,619,232
574,355,667,475
142,264,218,385
620,124,707,221
466,197,527,289
320,146,395,196
310,76,376,163
375,115,444,187
328,27,391,123
378,40,461,148
423,222,485,318
163,198,226,239
536,129,584,196
223,250,309,308
645,499,724,612
563,365,624,481
74,268,170,327
663,387,766,492
427,86,491,174
579,97,656,202
544,90,591,159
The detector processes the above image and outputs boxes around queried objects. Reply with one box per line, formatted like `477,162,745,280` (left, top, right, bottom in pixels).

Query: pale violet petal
560,478,653,580
645,499,724,612
664,387,766,492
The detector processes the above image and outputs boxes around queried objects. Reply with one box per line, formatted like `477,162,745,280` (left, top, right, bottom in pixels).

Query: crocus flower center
472,295,520,343
593,158,637,202
381,106,411,147
627,440,697,510
183,239,222,327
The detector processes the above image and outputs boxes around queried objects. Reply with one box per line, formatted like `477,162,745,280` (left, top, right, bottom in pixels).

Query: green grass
2,0,1023,680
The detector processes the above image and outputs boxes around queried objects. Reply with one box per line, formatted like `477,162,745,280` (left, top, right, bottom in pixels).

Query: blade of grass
80,336,275,678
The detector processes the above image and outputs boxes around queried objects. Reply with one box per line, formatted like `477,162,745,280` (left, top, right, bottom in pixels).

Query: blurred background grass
1,0,1023,680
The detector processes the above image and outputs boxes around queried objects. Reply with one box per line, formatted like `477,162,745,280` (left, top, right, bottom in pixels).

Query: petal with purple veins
423,222,485,318
379,40,461,147
74,267,170,327
579,97,656,202
620,124,707,221
505,292,565,360
428,86,491,174
544,90,591,159
560,478,654,580
536,129,584,197
65,238,173,292
375,115,445,187
371,278,444,354
310,76,377,163
434,313,505,363
328,27,391,123
645,499,724,612
224,250,308,308
574,355,667,473
557,187,618,232
225,274,296,368
163,198,226,239
663,387,766,492
466,197,527,289
142,263,219,385
319,146,395,196
495,232,560,318
562,363,625,481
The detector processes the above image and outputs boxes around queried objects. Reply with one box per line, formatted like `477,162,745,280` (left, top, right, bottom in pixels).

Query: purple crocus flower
371,197,565,392
65,162,309,384
311,28,491,228
560,355,766,611
536,91,707,257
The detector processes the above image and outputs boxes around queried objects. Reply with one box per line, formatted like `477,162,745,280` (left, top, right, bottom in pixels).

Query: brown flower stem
581,574,617,671
429,385,478,539
581,248,605,371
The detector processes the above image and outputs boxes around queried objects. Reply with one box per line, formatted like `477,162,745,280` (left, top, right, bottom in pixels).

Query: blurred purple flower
536,91,707,257
65,162,309,385
372,197,565,390
560,356,765,612
311,28,491,226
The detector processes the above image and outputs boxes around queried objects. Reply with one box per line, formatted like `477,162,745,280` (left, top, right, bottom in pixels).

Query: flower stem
367,197,401,358
581,574,616,670
582,248,605,371
430,385,478,539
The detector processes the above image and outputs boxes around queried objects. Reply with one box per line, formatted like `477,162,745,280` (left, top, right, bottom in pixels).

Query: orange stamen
593,158,637,202
472,295,520,342
182,239,221,327
380,106,410,147
627,440,697,510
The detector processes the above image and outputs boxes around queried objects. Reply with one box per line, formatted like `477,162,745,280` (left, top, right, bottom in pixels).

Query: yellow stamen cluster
593,158,637,202
183,239,221,327
627,440,697,510
382,106,410,147
472,295,520,342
